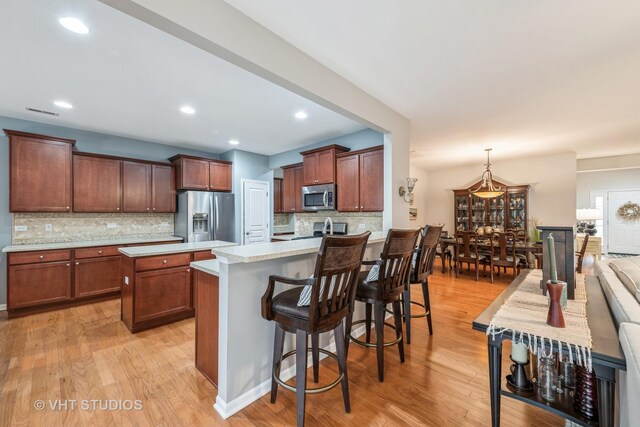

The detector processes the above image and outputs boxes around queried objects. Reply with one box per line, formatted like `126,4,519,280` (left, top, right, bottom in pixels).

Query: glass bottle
538,356,558,403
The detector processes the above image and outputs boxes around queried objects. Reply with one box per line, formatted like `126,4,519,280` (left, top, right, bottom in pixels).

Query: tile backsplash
12,213,175,245
294,212,383,235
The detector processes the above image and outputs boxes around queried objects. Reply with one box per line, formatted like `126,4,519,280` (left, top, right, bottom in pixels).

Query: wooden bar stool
261,232,370,427
346,229,420,382
403,224,443,342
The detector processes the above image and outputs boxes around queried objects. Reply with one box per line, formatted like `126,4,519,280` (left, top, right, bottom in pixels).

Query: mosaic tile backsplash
12,213,175,244
294,212,383,235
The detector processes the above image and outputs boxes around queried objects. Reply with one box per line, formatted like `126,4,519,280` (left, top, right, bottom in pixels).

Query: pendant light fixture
470,148,505,199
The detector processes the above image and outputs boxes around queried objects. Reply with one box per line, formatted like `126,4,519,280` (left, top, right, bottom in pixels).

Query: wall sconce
399,178,418,204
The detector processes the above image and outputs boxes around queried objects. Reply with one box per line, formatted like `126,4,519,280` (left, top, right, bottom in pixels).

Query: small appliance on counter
175,191,236,243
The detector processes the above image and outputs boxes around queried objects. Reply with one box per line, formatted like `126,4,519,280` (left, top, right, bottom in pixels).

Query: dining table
438,237,542,273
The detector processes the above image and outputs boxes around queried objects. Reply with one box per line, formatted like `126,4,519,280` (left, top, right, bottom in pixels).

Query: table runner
487,270,593,370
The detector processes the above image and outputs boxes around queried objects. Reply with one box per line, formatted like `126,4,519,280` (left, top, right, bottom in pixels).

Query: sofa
594,257,640,427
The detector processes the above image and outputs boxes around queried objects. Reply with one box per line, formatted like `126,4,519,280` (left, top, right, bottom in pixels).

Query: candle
511,338,529,364
547,232,558,283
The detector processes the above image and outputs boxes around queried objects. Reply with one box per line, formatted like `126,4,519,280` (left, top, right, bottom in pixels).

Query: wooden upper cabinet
282,163,303,213
336,154,360,212
152,165,176,212
73,154,122,212
273,178,283,213
336,146,384,213
5,130,74,212
301,145,350,185
359,149,384,211
122,161,152,213
209,161,232,192
170,155,232,192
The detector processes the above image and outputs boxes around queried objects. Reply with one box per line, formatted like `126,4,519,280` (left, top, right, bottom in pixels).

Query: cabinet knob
163,260,167,264
361,206,363,209
187,268,190,272
117,207,120,211
66,206,70,210
39,255,44,260
98,250,103,254
153,208,156,211
76,262,80,265
147,208,150,211
66,263,70,267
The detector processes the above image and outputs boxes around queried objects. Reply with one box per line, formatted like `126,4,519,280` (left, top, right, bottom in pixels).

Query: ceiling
0,0,364,155
226,0,640,169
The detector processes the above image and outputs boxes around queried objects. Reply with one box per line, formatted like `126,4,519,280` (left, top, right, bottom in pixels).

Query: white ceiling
226,0,640,169
0,0,364,155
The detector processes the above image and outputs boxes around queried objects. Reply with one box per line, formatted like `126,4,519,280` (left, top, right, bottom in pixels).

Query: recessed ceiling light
180,106,196,114
229,140,239,146
54,100,73,109
59,17,89,34
294,111,308,120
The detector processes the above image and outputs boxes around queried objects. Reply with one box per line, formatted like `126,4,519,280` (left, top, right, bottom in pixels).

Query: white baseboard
0,304,6,311
213,322,368,419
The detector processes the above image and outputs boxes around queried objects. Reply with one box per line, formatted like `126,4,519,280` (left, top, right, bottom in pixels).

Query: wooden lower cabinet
134,267,191,323
195,270,219,386
8,261,72,309
74,256,122,298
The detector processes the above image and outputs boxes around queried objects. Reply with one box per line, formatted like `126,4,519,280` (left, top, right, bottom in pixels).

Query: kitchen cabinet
273,178,283,213
122,162,176,213
5,129,74,213
194,269,219,386
73,154,122,212
282,163,304,213
170,155,232,192
7,249,72,310
336,146,384,212
301,145,350,185
74,256,122,298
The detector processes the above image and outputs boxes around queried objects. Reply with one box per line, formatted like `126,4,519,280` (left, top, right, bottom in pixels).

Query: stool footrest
348,319,402,348
274,348,344,394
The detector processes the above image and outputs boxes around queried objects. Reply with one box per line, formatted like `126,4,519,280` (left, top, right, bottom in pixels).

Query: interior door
242,180,269,245
608,190,640,254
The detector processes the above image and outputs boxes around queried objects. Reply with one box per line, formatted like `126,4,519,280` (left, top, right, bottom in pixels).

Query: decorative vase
538,356,558,403
546,281,566,328
574,365,598,420
484,226,493,235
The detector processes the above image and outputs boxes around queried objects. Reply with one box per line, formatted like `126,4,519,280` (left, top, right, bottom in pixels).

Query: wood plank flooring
0,261,571,426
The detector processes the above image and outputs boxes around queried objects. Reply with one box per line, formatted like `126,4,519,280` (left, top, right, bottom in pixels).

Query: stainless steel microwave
302,184,336,211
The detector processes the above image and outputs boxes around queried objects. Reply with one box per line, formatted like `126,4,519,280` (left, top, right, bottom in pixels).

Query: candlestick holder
546,281,566,328
506,357,533,392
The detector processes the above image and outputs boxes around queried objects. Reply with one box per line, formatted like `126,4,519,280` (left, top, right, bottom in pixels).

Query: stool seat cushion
356,271,379,299
273,287,310,320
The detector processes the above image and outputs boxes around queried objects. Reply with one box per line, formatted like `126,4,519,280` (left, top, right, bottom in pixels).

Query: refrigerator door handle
210,195,215,241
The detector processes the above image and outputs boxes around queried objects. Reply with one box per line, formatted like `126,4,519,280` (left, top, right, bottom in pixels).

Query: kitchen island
191,232,387,419
118,240,235,332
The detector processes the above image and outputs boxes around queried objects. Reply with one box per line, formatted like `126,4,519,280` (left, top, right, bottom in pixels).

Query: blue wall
0,115,219,306
269,128,384,171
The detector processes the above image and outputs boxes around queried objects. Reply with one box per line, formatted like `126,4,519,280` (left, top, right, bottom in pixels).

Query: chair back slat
308,232,371,328
413,224,444,282
455,231,480,262
489,231,517,266
376,229,421,299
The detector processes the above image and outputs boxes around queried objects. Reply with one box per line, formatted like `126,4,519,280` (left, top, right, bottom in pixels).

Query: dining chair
454,231,485,281
483,231,522,283
261,232,371,427
436,230,453,272
576,234,590,273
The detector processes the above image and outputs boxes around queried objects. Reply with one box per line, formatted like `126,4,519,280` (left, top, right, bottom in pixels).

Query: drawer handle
39,255,45,260
163,260,167,264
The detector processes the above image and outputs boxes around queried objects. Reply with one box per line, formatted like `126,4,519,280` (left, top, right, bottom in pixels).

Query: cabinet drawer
75,246,121,259
9,249,71,265
135,253,191,271
193,251,216,261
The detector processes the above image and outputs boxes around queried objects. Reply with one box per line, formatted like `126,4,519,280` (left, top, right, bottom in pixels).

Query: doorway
241,179,270,245
607,190,640,255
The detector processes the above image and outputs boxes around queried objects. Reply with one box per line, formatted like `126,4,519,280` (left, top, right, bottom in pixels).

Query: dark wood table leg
488,335,502,427
593,363,616,427
439,242,447,273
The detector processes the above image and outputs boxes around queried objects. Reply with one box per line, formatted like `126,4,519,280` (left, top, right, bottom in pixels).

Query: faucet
323,217,334,235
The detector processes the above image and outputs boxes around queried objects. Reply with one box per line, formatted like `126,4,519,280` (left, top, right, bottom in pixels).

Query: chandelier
470,149,505,199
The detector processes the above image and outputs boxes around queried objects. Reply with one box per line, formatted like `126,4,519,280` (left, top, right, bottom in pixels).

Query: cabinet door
336,155,360,212
180,158,209,190
293,166,304,212
302,153,318,185
360,150,384,212
73,156,122,212
273,178,283,213
209,162,232,192
8,261,71,309
316,149,335,184
74,256,122,298
282,168,297,213
152,165,176,212
122,161,151,213
10,135,72,212
134,266,191,323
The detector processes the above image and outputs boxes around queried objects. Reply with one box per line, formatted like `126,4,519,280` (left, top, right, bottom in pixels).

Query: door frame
591,188,640,254
240,179,270,245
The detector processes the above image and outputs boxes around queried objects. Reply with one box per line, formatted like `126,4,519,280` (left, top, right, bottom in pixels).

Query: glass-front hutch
453,180,530,235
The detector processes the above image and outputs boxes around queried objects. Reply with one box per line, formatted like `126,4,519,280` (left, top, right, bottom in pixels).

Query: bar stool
261,232,370,427
403,224,443,342
346,228,420,382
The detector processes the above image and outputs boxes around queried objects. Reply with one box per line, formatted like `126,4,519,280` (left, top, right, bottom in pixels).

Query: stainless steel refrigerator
175,191,236,243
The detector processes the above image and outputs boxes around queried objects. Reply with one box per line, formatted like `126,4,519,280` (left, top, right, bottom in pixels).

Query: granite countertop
119,240,237,258
190,259,220,277
2,236,183,253
212,231,386,264
271,234,311,241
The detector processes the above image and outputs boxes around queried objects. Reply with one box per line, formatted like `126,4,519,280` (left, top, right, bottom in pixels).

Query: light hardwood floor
0,261,569,427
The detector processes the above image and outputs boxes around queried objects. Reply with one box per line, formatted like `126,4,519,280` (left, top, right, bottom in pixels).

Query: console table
473,273,626,426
